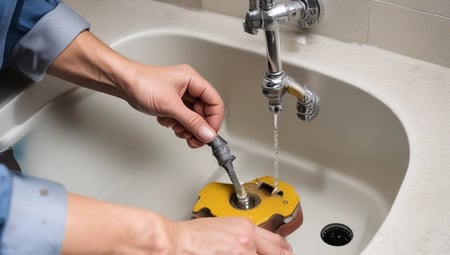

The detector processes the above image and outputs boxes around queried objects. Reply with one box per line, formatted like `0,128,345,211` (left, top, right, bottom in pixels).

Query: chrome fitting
263,72,285,113
298,0,323,28
244,0,323,34
297,87,320,121
263,73,320,121
244,0,323,121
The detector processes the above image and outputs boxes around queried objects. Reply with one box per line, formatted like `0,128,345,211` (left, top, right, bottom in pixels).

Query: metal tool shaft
208,135,251,209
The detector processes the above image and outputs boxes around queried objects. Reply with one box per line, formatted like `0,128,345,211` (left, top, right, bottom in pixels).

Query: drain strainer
320,223,353,246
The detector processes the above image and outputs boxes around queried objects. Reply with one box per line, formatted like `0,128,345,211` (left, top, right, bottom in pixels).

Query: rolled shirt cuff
0,165,12,242
7,2,90,81
1,173,67,255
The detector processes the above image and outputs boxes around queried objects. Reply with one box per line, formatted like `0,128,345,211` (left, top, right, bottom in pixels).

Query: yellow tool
192,176,303,236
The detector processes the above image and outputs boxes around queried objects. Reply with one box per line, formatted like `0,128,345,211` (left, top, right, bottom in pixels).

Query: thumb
171,105,216,144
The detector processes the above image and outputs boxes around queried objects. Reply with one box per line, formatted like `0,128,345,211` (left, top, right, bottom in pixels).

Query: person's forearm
47,31,131,99
48,30,223,148
62,193,172,255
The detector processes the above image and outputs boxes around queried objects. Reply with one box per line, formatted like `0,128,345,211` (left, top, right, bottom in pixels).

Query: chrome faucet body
244,0,322,121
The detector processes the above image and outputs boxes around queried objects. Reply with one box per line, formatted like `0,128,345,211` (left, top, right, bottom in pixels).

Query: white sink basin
13,30,409,254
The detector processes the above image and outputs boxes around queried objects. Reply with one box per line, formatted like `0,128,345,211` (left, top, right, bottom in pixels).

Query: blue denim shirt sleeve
0,164,67,255
1,0,59,67
0,1,17,69
0,165,13,244
6,2,90,81
0,0,90,81
4,0,61,60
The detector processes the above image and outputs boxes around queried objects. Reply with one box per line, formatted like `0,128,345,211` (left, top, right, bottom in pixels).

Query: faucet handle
243,0,262,34
297,88,320,121
297,0,323,28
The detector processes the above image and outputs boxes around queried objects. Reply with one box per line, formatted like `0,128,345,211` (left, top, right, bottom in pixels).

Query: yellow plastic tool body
192,176,300,226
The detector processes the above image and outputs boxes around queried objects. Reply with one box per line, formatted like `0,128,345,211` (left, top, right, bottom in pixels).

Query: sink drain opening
320,223,353,246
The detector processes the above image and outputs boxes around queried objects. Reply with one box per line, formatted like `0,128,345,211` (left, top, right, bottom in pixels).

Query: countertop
58,0,450,254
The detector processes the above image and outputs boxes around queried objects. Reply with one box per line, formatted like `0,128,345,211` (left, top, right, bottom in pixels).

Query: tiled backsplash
153,0,450,68
369,1,450,68
154,0,202,9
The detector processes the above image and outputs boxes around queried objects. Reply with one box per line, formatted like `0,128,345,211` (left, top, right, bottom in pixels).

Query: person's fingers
157,117,205,148
255,227,294,255
181,70,224,132
186,137,205,148
157,117,177,128
168,100,216,144
150,65,224,146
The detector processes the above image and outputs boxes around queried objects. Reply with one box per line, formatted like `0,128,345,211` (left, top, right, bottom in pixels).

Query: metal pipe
264,29,282,74
244,0,322,121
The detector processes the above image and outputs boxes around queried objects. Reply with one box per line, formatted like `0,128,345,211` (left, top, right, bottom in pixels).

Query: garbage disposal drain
320,223,353,246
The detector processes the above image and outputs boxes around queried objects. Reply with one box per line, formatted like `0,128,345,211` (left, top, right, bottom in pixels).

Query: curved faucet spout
262,72,320,121
284,75,320,121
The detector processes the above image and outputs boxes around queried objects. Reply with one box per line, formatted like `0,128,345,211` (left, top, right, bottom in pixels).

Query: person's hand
168,217,294,255
49,31,224,148
118,63,224,148
62,194,294,255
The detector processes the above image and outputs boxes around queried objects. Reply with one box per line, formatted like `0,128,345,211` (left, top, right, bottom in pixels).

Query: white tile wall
160,0,450,67
152,0,202,9
380,0,450,18
369,1,450,68
308,0,371,43
202,0,247,19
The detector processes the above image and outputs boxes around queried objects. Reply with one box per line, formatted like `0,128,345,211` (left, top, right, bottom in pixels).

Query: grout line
372,0,450,19
367,0,373,44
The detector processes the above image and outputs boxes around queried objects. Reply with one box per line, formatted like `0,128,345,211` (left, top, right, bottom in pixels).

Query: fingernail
198,126,215,142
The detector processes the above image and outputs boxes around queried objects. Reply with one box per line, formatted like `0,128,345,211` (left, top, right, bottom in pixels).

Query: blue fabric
0,0,61,68
0,163,67,255
7,2,90,81
1,1,90,81
0,0,18,67
1,171,67,255
4,0,61,60
0,2,87,251
0,165,12,245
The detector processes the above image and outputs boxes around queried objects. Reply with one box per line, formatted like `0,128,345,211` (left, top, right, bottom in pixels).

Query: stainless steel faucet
244,0,323,121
